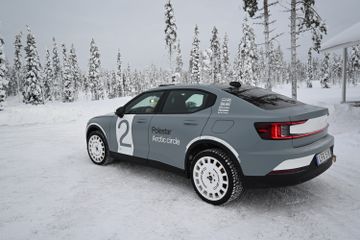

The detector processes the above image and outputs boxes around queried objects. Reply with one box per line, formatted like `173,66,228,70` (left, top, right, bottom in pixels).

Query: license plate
316,148,332,166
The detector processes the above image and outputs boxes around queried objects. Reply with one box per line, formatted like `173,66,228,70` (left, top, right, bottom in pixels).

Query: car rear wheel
191,148,244,205
87,131,110,165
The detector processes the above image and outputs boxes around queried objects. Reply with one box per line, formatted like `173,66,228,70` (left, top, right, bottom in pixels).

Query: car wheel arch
184,139,244,178
86,123,107,140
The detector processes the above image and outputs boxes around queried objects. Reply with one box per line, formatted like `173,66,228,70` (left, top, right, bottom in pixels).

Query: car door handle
135,119,147,124
183,120,198,126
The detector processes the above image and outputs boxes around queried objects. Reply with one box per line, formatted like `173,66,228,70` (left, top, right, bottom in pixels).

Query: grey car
86,82,336,205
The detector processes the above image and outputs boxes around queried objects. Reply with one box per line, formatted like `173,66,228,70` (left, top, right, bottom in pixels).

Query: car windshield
223,86,304,110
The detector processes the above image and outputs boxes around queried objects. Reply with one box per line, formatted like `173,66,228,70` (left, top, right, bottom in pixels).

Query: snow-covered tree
61,44,74,102
240,17,258,86
243,0,258,17
0,35,9,110
23,27,43,105
108,71,118,99
270,44,285,85
69,44,81,99
52,38,62,100
330,54,342,85
189,25,201,84
320,53,330,88
82,73,90,97
164,0,177,75
222,33,230,81
306,49,313,88
233,42,244,81
43,49,53,101
13,32,22,97
210,26,221,84
174,40,183,82
116,50,123,97
200,49,212,84
88,39,103,100
350,45,360,85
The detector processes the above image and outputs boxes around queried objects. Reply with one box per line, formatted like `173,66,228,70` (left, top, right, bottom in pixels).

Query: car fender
185,136,242,177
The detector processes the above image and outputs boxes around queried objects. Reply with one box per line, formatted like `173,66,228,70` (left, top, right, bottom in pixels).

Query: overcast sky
1,0,360,70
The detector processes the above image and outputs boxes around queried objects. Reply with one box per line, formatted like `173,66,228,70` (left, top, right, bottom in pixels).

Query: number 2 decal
116,115,135,156
118,120,131,147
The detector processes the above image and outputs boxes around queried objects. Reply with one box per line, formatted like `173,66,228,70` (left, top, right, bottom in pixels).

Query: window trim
158,88,217,115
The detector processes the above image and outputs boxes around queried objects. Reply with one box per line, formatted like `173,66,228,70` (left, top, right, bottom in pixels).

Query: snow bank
0,97,132,127
0,83,360,240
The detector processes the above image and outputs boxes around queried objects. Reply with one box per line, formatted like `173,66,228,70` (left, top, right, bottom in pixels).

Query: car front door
113,91,164,159
148,89,215,169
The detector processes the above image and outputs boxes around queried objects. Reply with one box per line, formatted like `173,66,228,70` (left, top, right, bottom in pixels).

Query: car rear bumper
244,152,336,187
240,134,334,176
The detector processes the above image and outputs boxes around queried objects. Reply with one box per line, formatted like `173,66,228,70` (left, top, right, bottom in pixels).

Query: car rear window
223,86,304,110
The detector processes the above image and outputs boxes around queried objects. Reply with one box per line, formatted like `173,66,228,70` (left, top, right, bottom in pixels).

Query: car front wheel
191,148,244,205
87,131,110,165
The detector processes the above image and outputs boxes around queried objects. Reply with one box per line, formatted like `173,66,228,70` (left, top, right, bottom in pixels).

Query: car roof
149,83,237,93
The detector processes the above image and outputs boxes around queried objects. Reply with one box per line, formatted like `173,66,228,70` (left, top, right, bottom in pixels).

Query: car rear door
148,89,215,169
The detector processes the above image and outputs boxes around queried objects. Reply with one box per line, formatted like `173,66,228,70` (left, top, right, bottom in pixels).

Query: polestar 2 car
86,82,336,205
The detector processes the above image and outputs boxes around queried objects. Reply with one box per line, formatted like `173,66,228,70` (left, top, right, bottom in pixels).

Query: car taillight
255,120,324,140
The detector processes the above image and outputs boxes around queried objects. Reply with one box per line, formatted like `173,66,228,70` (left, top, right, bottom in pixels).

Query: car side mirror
115,106,125,118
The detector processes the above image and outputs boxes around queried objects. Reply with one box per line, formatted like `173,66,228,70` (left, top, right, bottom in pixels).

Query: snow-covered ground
1,82,360,240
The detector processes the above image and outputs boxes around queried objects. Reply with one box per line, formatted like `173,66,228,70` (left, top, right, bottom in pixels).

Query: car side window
161,90,210,114
125,91,163,114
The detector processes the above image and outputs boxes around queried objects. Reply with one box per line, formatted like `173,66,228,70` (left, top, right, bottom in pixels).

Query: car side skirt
109,151,186,177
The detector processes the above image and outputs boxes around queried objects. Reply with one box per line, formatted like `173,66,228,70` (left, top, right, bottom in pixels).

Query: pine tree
43,49,53,101
174,40,183,82
107,71,117,99
222,33,230,81
330,54,342,85
271,45,285,85
210,27,221,84
243,0,258,17
82,73,90,97
189,25,201,84
233,42,244,81
116,50,123,97
350,45,360,85
23,27,43,105
200,49,212,84
61,44,74,102
306,49,313,88
320,53,330,88
0,35,9,110
11,32,22,97
88,39,103,100
240,17,258,86
164,0,177,75
52,37,62,100
69,44,81,99
123,63,131,96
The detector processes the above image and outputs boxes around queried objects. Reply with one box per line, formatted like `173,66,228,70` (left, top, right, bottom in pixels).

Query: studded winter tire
190,148,244,205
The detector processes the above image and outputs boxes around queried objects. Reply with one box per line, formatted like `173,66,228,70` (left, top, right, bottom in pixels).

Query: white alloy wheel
88,135,106,163
193,156,229,201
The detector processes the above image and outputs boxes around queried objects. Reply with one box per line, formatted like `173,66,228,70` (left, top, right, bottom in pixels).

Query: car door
113,91,164,159
148,89,215,169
